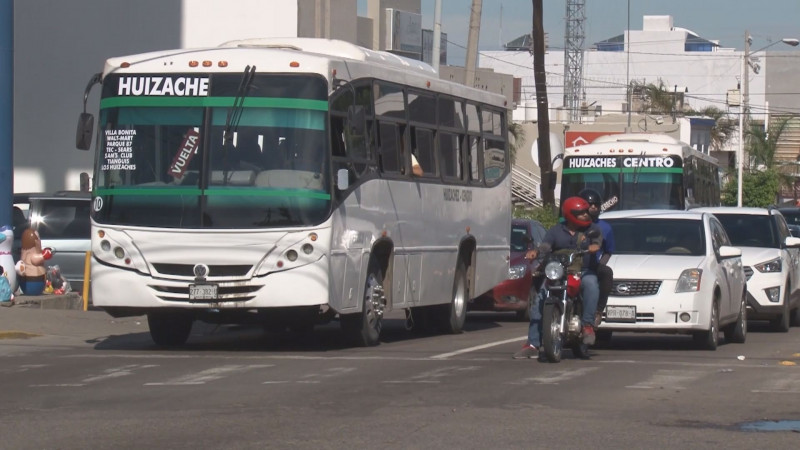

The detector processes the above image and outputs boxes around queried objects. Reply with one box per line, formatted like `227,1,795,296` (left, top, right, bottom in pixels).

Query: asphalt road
1,306,799,449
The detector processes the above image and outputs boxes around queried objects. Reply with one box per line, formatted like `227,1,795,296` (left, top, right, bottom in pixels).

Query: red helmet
561,197,592,227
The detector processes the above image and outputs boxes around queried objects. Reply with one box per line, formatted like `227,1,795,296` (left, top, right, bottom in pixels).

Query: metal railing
511,165,542,207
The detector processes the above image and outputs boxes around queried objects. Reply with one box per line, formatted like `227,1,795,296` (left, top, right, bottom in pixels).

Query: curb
11,293,84,310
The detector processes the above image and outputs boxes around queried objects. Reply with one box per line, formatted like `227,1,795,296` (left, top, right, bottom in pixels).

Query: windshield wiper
220,65,256,184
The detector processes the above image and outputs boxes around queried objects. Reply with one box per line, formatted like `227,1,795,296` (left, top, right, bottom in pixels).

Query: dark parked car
778,208,800,237
469,218,546,320
13,191,92,294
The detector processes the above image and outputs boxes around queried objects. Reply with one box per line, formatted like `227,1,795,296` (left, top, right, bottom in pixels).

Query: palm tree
746,117,795,195
508,122,525,164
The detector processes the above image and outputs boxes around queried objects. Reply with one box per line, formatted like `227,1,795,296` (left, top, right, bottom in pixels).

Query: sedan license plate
606,305,636,322
189,283,218,301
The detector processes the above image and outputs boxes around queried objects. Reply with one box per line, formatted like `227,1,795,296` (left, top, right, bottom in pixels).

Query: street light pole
737,31,750,207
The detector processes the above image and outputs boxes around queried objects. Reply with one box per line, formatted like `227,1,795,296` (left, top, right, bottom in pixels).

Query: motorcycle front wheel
542,300,563,362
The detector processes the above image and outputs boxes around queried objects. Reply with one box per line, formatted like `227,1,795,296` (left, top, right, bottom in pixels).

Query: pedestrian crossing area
8,356,800,393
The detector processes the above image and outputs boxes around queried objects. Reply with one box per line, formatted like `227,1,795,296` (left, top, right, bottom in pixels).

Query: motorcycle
539,248,592,362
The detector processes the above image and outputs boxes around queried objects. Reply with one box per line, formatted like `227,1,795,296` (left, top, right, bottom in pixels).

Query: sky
357,0,800,66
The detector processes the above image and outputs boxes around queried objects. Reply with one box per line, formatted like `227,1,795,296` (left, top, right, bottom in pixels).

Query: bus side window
378,122,402,174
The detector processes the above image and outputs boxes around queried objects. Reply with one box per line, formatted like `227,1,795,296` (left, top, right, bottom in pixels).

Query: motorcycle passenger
578,189,616,328
513,197,603,359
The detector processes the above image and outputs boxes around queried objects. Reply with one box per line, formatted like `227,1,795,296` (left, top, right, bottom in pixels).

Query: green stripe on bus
562,168,683,174
205,188,330,200
94,187,330,200
100,96,329,110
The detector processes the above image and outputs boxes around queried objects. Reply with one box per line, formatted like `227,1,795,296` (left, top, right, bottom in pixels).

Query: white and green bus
76,38,511,347
559,133,720,211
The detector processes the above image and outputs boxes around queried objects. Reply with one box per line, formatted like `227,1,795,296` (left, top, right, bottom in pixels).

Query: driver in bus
513,197,603,360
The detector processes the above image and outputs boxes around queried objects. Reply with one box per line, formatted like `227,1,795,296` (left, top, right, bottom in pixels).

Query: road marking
263,367,357,385
626,369,705,390
82,364,158,383
383,365,480,384
752,377,800,393
0,364,47,374
430,336,526,359
507,367,598,385
145,364,273,386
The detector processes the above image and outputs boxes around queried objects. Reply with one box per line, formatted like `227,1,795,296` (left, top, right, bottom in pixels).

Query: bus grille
611,280,662,297
743,266,754,281
151,263,253,278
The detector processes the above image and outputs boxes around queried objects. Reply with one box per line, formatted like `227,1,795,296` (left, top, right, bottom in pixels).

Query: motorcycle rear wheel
542,301,563,362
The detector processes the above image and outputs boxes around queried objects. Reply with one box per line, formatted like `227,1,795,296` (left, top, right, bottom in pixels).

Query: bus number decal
443,188,472,202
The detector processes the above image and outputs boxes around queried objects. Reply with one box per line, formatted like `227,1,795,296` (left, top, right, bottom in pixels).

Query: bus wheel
147,311,193,348
437,260,469,334
341,262,385,346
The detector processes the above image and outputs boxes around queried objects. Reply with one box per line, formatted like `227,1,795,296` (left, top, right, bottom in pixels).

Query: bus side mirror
337,168,350,191
76,112,94,150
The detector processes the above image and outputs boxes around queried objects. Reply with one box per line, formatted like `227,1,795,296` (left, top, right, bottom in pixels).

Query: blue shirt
594,218,615,262
540,222,604,271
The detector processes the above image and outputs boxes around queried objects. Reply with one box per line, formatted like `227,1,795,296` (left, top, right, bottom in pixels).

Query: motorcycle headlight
545,261,564,281
754,257,782,273
508,264,526,280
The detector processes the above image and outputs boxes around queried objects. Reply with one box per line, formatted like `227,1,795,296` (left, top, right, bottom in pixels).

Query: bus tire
341,260,385,346
437,259,469,334
147,311,193,348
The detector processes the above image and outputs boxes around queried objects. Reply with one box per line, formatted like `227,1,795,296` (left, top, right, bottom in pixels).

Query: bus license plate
189,283,218,301
606,305,636,322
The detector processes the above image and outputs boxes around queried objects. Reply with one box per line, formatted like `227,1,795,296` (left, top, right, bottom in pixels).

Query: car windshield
605,218,705,256
713,214,780,248
510,225,529,252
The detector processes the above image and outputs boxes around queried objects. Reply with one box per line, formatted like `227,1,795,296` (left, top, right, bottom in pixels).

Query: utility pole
432,0,442,72
464,0,482,86
737,31,750,207
532,0,554,207
0,0,11,228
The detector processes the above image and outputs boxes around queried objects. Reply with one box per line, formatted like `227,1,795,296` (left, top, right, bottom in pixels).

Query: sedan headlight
508,264,526,280
544,261,564,281
675,268,702,293
754,257,782,273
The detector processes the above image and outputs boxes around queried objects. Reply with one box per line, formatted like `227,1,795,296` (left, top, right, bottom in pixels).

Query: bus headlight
545,261,564,281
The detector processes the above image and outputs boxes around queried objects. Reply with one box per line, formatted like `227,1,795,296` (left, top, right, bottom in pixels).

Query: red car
469,218,546,320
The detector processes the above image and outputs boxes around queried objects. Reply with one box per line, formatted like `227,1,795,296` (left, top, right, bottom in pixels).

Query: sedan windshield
605,218,705,256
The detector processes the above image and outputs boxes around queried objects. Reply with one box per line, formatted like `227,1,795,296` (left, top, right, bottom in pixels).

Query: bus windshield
560,154,684,211
94,73,330,229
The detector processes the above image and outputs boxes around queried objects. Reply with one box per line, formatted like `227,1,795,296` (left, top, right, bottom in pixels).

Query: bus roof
565,132,717,164
101,38,506,108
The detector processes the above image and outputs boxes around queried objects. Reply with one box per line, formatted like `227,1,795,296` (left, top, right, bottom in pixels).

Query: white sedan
598,210,747,350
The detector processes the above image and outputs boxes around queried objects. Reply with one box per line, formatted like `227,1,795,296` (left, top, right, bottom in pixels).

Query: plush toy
46,265,71,295
15,228,52,295
0,225,16,295
0,265,13,306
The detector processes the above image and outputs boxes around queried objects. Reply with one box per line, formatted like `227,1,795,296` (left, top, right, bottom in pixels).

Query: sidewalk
0,297,147,341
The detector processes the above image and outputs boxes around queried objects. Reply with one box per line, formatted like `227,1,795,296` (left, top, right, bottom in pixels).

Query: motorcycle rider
513,196,603,359
578,189,616,328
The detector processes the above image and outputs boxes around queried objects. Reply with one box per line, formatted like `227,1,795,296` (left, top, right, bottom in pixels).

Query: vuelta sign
168,128,201,179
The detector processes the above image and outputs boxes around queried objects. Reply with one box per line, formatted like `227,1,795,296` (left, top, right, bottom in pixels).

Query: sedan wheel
693,298,719,350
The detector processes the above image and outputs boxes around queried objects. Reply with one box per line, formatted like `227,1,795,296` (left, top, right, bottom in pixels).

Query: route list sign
103,129,137,171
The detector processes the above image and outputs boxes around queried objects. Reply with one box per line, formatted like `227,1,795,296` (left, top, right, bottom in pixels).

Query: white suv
694,207,800,331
